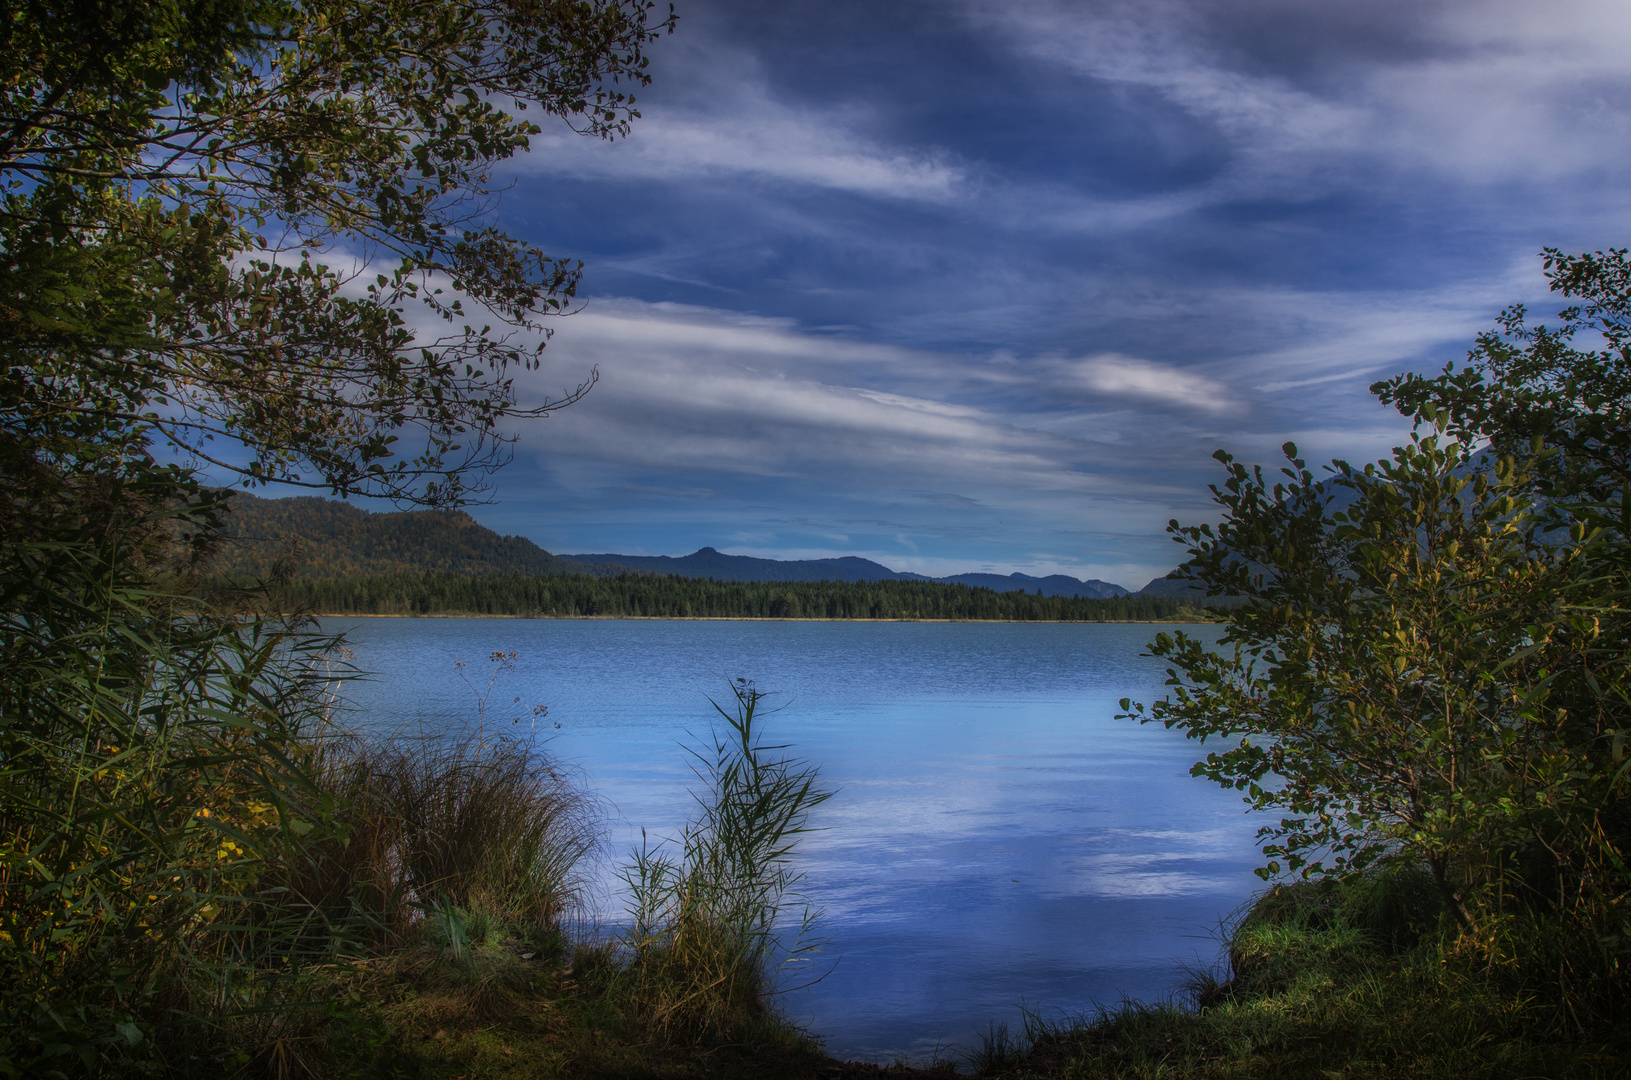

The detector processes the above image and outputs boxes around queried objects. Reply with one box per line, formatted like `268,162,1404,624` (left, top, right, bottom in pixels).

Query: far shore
295,612,1212,623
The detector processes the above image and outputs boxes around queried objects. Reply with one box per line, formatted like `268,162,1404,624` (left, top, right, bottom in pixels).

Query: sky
428,0,1631,589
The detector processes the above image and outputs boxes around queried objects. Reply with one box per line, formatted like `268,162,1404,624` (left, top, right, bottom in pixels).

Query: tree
0,5,675,1069
1122,433,1562,927
1123,251,1631,955
2,0,674,508
1376,246,1631,520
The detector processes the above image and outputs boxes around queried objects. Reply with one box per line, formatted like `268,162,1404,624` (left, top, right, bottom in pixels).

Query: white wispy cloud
518,36,964,200
528,110,963,200
479,285,1487,580
391,249,1540,581
517,299,1085,488
1053,354,1241,414
961,0,1631,199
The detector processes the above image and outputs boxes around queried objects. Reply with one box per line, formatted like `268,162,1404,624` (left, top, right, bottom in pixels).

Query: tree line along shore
244,571,1210,622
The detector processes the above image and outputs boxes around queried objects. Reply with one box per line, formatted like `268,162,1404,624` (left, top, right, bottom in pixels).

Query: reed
620,680,833,1041
0,517,600,1078
0,519,353,1076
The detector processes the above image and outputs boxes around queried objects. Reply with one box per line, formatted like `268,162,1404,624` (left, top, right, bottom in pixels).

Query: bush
0,499,347,1076
0,489,599,1077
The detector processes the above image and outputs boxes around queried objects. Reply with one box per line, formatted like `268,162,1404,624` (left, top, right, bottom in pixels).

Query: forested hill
1138,574,1205,598
943,572,1127,599
562,546,926,584
211,490,598,579
207,497,1209,619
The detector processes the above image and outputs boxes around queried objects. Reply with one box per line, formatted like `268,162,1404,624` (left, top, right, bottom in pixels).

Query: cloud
473,279,1484,580
456,239,1563,564
519,299,1087,490
530,109,963,200
1054,354,1240,414
960,0,1631,198
519,34,964,200
389,231,1543,578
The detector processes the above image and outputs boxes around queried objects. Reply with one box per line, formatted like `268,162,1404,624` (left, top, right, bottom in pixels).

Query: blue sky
436,0,1631,589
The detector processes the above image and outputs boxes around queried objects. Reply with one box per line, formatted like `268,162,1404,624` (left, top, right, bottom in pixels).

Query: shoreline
298,612,1211,623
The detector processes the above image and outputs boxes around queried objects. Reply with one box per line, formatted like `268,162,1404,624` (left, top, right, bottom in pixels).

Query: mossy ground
320,938,953,1080
313,946,945,1080
964,962,1631,1079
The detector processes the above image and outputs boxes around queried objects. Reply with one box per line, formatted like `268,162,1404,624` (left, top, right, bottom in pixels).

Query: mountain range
214,491,1180,597
560,548,1132,598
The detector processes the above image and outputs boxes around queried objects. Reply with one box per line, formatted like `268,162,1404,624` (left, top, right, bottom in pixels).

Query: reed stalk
621,680,832,1040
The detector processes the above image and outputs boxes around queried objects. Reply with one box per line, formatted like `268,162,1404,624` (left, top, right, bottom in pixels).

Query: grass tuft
618,679,834,1043
313,724,599,950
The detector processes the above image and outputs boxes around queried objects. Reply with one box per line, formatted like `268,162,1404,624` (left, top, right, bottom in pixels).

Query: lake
331,617,1263,1064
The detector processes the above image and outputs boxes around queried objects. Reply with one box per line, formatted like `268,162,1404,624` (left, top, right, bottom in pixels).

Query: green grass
960,870,1631,1080
310,723,599,950
618,680,833,1043
292,866,1631,1080
295,683,872,1080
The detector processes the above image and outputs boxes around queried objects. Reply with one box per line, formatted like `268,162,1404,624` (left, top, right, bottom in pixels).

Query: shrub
0,502,346,1075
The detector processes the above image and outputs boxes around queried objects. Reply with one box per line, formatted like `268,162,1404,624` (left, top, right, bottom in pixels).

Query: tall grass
621,680,832,1040
0,511,599,1079
311,724,598,947
189,661,601,1078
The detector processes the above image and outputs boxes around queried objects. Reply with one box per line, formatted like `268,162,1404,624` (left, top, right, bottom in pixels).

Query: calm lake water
331,618,1262,1063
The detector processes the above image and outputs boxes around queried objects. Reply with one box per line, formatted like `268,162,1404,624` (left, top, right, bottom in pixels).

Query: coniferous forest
251,571,1207,621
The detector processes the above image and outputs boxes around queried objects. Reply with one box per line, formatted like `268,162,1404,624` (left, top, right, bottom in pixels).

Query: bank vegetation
248,571,1207,622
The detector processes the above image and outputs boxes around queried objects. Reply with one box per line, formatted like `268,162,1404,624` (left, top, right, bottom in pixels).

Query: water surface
333,618,1261,1063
